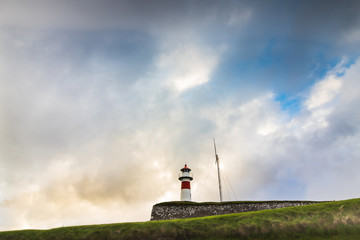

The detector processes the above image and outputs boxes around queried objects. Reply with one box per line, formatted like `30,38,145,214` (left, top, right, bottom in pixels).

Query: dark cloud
0,0,227,30
2,1,359,95
1,0,359,40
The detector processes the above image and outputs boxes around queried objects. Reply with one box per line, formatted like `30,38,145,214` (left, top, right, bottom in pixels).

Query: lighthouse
178,164,193,201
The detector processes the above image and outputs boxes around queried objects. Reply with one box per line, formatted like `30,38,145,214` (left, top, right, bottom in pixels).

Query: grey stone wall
151,201,323,221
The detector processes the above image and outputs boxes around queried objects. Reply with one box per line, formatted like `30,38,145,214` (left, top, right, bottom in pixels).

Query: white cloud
156,42,219,93
305,75,342,110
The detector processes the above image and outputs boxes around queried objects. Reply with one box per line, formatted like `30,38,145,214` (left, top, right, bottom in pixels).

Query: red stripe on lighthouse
181,181,190,189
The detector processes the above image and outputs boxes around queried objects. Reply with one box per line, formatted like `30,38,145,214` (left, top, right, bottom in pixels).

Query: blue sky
1,0,360,230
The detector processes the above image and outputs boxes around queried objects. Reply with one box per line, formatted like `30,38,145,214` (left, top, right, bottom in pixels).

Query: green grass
1,198,360,240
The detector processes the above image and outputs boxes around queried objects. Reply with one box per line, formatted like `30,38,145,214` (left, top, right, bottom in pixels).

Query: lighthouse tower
178,164,193,201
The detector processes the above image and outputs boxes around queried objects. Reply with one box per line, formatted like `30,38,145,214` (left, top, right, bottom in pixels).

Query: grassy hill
1,198,360,240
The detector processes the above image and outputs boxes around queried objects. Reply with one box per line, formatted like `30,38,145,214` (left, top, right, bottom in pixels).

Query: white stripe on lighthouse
180,189,191,201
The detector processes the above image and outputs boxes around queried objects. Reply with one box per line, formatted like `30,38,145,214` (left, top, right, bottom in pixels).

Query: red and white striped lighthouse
178,164,193,201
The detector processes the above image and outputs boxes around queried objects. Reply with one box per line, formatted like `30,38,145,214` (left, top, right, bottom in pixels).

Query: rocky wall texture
150,201,323,221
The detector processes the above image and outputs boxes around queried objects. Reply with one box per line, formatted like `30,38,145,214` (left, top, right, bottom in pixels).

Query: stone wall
150,201,323,221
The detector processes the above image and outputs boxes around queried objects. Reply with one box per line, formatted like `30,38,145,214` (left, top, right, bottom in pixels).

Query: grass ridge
1,198,360,240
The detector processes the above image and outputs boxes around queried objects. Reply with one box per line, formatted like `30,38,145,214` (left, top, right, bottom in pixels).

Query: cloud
305,75,342,110
228,8,252,26
2,1,359,96
0,28,220,229
0,0,230,31
156,42,220,93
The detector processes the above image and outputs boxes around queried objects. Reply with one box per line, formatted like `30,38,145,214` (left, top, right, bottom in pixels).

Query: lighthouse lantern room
178,164,193,201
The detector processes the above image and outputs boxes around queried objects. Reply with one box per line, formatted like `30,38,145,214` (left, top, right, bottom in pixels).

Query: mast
213,138,223,202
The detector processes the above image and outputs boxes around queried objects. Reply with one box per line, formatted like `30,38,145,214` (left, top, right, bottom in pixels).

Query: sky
1,0,360,231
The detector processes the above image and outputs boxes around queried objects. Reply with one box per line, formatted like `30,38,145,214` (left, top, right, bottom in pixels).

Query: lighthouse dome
179,164,193,181
180,164,191,172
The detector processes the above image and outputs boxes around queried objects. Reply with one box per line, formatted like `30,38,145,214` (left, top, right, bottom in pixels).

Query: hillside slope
1,198,360,240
